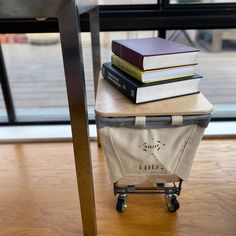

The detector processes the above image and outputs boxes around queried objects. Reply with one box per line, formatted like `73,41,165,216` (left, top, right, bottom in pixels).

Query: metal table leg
89,7,101,97
58,2,97,236
89,7,101,146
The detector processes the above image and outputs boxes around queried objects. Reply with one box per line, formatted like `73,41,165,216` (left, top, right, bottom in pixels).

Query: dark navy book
102,62,201,104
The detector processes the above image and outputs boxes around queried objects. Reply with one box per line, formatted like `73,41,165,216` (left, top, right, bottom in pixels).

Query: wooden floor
0,139,235,236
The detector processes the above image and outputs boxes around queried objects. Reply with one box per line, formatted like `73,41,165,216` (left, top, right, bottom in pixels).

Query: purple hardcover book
112,37,199,70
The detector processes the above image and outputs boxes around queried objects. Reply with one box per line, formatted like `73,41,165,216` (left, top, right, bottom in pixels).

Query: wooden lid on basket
95,76,213,118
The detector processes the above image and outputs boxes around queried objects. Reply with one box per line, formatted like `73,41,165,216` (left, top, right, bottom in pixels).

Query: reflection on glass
170,0,236,3
99,0,157,4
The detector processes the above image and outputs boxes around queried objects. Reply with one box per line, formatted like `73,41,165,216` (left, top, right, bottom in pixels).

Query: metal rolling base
114,180,183,213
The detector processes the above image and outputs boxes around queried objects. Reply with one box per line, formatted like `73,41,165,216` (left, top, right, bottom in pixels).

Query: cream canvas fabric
99,124,205,184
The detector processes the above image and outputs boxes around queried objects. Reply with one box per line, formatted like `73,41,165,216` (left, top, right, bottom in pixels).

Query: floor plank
0,139,235,235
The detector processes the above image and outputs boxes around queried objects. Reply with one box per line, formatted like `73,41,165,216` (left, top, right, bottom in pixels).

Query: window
1,2,236,124
1,33,69,121
0,33,96,122
101,29,236,119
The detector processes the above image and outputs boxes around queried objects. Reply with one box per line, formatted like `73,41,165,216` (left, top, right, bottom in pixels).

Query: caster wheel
116,194,127,213
164,193,180,212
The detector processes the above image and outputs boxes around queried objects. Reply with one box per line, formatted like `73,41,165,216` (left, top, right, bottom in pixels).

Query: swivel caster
116,193,127,213
164,191,180,212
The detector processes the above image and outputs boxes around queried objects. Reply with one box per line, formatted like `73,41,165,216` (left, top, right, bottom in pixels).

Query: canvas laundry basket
97,114,211,185
95,78,213,186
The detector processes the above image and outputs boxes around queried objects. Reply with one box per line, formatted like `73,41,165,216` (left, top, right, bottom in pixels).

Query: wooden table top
95,77,213,118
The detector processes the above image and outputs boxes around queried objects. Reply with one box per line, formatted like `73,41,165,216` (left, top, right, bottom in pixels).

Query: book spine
102,65,137,103
111,55,143,82
112,41,144,70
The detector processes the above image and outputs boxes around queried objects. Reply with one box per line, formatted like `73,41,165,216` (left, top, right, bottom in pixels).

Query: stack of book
102,37,201,104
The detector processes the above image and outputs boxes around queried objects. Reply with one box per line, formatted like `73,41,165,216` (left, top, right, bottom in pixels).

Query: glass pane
1,33,95,122
2,29,235,122
170,0,236,3
166,29,236,117
1,33,69,121
99,0,157,4
0,89,7,122
1,33,94,121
